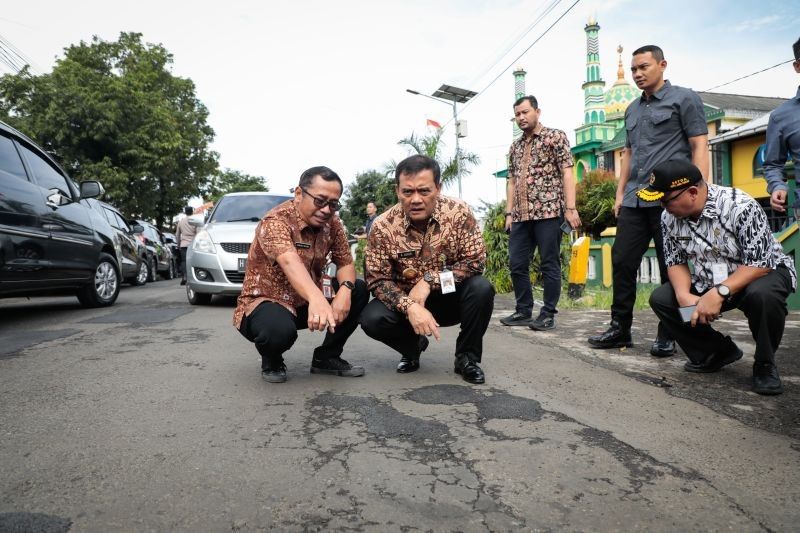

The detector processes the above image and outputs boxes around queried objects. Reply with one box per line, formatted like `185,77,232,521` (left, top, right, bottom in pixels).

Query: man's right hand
308,296,337,333
770,189,787,213
676,292,700,308
504,214,512,233
407,302,440,341
613,191,624,218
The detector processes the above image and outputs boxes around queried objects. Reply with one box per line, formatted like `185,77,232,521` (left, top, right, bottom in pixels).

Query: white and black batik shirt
661,184,797,294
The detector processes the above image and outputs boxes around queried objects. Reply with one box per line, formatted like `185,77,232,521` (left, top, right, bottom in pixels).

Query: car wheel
77,253,120,308
186,285,212,305
147,256,157,282
131,259,148,286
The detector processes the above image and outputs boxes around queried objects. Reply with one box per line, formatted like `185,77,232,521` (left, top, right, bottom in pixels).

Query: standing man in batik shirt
644,160,796,395
233,166,369,383
360,155,494,384
588,45,708,358
499,95,580,331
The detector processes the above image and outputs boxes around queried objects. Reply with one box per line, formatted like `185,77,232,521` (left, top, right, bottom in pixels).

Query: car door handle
42,224,64,231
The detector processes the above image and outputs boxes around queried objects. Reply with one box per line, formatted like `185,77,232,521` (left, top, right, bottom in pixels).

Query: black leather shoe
397,358,420,373
683,340,743,373
261,363,287,383
454,357,485,384
650,338,676,358
588,322,632,349
500,311,532,326
397,335,429,373
752,362,783,395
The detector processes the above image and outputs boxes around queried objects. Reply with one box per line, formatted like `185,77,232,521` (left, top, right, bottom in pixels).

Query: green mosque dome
604,45,638,120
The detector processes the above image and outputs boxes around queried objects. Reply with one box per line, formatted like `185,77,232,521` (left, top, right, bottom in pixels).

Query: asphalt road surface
1,280,798,531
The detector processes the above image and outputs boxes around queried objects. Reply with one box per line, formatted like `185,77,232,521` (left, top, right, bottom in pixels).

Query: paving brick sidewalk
491,293,800,441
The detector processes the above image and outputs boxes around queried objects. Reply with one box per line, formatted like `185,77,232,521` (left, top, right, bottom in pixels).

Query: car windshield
209,195,291,223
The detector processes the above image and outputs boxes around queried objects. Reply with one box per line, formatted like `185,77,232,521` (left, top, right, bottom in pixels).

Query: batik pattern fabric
365,196,486,314
661,184,796,293
233,200,352,328
508,126,573,222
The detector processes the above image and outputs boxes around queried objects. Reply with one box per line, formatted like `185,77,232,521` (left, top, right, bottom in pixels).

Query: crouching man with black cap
642,159,796,395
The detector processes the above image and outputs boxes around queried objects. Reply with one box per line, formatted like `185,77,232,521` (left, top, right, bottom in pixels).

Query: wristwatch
505,212,513,217
340,280,355,290
715,284,730,300
423,271,435,284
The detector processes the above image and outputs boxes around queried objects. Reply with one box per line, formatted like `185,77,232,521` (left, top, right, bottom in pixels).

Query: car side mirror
131,224,145,234
79,180,104,199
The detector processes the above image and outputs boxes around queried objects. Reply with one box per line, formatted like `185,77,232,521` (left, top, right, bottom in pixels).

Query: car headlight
192,230,216,253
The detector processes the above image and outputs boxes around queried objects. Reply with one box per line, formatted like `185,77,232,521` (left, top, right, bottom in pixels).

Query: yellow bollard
568,236,590,299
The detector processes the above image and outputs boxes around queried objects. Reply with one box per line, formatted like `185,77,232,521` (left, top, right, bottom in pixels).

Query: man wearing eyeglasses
588,45,708,358
644,160,795,395
233,166,369,383
360,155,493,384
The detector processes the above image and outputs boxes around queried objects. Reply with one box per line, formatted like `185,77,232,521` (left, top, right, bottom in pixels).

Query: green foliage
0,32,218,227
576,169,618,239
386,129,480,188
481,201,512,293
204,168,269,203
340,169,396,233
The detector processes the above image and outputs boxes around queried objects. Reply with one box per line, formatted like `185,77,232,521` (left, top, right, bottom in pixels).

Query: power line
442,0,583,127
466,0,564,89
703,58,794,92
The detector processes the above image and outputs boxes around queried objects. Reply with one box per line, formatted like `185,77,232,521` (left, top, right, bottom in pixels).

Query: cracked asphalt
1,281,798,531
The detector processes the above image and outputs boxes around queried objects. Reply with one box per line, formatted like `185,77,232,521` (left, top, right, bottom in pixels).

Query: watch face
423,272,433,282
717,284,730,296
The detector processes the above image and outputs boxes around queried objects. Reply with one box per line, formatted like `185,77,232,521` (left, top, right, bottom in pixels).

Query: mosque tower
582,15,606,125
512,66,527,140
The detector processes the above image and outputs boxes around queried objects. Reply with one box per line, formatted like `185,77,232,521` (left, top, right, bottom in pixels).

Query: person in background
765,36,800,224
175,205,197,285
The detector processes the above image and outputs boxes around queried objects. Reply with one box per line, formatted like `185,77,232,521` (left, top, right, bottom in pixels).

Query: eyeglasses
660,187,690,206
301,188,341,211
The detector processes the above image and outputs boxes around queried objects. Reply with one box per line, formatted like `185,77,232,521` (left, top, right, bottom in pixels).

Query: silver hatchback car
185,192,292,305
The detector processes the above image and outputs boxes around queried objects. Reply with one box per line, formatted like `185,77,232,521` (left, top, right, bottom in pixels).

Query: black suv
133,219,176,281
86,199,149,286
0,121,120,307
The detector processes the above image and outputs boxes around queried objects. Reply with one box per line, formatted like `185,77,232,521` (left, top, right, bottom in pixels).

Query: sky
1,0,799,213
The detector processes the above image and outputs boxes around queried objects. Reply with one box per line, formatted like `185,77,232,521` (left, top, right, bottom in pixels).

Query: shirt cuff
398,296,416,315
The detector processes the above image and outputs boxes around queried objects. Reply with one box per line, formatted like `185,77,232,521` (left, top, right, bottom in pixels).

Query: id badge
322,277,333,299
711,263,727,286
439,270,456,294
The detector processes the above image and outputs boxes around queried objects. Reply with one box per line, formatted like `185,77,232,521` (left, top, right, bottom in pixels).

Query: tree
204,168,269,203
385,129,480,189
339,169,396,232
0,32,218,227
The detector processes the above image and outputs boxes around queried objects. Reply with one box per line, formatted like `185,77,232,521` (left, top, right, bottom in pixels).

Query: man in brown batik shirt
233,166,369,383
360,155,494,384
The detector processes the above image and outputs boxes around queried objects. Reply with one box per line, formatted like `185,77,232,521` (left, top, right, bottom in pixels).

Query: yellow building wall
613,149,624,178
731,135,769,199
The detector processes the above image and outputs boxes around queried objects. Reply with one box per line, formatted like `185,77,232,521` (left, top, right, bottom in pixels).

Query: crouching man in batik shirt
233,166,369,383
642,160,796,395
360,155,494,384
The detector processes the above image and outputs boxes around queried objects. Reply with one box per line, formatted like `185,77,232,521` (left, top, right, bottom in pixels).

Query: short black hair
793,37,800,61
184,206,193,215
395,155,441,185
513,95,538,109
632,45,664,61
298,166,342,191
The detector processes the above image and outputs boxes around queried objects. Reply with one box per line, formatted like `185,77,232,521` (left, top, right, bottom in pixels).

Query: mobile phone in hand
679,305,696,324
560,220,573,235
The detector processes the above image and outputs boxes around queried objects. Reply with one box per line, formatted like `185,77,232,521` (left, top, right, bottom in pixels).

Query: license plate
238,258,247,272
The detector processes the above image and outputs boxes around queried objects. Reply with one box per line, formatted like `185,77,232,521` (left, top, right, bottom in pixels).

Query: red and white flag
426,118,442,129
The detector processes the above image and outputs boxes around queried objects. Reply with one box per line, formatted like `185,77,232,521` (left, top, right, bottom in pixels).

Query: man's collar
641,79,671,101
523,124,545,140
291,201,311,232
794,86,800,100
699,184,720,220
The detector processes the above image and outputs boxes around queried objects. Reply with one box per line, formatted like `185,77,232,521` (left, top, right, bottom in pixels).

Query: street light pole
406,84,477,199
